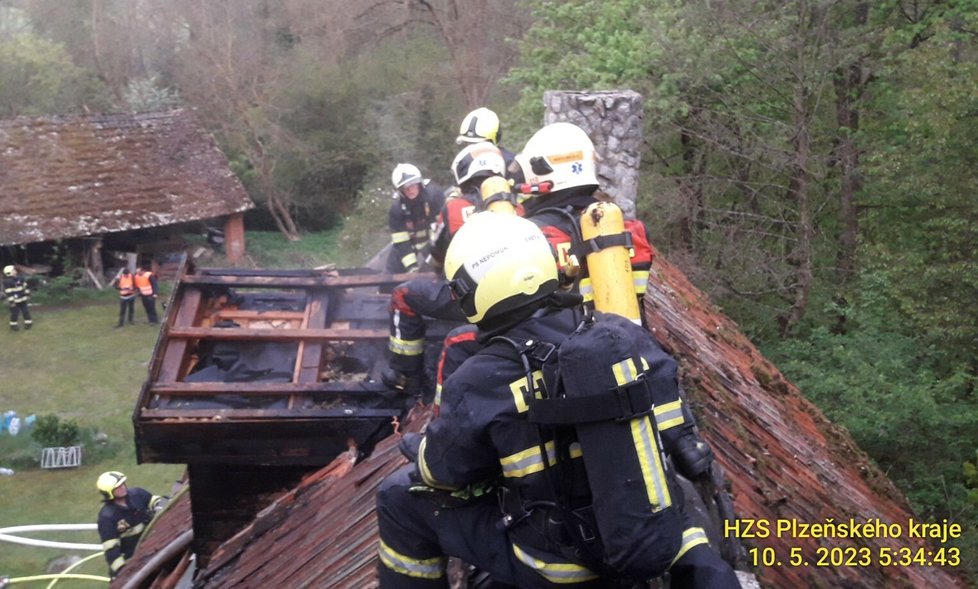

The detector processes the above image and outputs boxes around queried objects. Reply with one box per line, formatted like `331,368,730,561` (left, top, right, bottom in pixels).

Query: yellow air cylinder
579,201,641,323
479,176,518,215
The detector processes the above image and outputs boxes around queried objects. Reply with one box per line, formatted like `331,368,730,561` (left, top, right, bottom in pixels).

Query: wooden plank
210,310,307,321
140,407,400,419
296,292,331,383
157,287,204,383
167,327,388,341
149,382,388,395
181,271,428,289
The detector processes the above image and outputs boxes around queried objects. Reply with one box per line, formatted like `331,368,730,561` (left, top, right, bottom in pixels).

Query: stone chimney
543,90,644,219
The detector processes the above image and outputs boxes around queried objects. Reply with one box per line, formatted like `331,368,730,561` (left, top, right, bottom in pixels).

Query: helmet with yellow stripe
445,213,558,325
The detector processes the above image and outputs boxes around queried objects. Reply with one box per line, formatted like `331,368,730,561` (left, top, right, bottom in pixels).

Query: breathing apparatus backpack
497,310,686,582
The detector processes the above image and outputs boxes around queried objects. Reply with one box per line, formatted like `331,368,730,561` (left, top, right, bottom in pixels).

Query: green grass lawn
0,298,183,586
0,227,387,585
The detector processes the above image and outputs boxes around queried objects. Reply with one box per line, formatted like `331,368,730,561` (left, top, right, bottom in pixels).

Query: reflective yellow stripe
633,270,649,294
389,336,424,356
434,383,443,407
671,527,710,566
611,358,640,384
613,358,671,511
401,253,418,268
101,538,120,550
391,231,411,244
631,416,671,510
378,539,447,579
418,437,456,490
110,555,126,572
654,400,685,431
579,277,594,303
511,542,599,584
500,441,582,478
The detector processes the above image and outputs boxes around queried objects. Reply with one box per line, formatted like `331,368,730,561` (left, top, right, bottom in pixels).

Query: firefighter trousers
376,466,740,589
9,301,31,329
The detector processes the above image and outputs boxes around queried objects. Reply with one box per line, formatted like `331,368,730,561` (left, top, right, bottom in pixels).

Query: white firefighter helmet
515,122,598,194
2,265,14,277
451,143,505,187
96,471,127,501
456,107,501,145
444,212,558,324
391,163,423,191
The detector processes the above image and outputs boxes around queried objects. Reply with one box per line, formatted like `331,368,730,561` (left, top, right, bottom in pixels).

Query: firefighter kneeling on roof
375,213,739,588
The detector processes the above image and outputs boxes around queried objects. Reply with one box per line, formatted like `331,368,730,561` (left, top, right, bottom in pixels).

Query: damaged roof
0,109,253,246
642,244,965,588
125,246,967,588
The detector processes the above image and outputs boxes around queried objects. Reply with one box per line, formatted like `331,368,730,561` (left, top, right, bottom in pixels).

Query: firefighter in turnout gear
386,163,446,274
381,145,505,395
96,471,166,579
456,107,522,183
515,122,715,482
2,265,32,331
376,213,739,588
111,268,137,327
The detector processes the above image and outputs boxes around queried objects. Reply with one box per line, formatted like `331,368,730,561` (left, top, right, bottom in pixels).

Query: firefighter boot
673,433,715,480
9,325,18,332
381,368,422,396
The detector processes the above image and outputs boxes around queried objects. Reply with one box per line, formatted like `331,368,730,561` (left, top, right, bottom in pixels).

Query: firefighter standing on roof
430,123,715,482
386,164,446,275
96,471,166,579
375,213,739,588
455,107,523,183
382,143,506,395
2,265,32,331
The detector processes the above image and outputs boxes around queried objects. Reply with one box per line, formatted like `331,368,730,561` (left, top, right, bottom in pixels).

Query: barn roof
0,109,253,246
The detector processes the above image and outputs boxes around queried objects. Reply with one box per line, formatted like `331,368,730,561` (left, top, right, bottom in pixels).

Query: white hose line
0,524,102,551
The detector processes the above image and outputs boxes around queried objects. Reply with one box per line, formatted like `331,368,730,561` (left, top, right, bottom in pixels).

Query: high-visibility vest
118,274,135,297
134,272,154,296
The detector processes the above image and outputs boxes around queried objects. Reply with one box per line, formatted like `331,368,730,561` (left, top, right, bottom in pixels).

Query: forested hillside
1,0,975,580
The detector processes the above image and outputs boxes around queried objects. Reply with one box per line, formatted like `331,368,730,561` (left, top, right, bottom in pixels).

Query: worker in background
111,268,137,328
134,266,159,325
381,144,505,395
455,107,522,183
96,471,167,579
2,265,32,331
386,163,446,275
376,213,739,588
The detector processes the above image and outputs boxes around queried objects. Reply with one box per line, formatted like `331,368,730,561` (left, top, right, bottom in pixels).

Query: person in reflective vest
112,268,137,328
133,267,159,324
2,265,32,331
375,214,739,589
96,471,166,579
